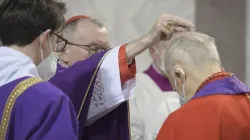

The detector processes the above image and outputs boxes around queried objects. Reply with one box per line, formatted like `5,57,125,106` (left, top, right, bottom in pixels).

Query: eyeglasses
52,32,109,54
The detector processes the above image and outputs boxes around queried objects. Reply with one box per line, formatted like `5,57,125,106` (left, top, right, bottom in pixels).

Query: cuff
119,44,137,84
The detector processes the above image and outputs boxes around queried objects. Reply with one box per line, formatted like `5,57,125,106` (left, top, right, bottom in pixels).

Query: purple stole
49,51,130,140
192,75,250,100
144,65,173,91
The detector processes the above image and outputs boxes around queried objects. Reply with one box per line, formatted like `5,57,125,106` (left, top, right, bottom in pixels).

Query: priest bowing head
164,32,222,103
58,15,110,67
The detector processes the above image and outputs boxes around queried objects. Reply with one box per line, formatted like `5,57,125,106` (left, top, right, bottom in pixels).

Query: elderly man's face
60,20,110,67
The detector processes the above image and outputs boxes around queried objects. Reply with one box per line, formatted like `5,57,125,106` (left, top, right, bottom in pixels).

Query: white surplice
0,46,40,87
86,46,135,125
129,73,181,140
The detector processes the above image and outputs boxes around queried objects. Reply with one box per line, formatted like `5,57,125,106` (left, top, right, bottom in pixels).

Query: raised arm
125,13,194,63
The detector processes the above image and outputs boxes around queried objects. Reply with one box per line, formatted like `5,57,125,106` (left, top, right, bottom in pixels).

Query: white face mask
37,35,58,81
153,47,167,76
174,77,187,105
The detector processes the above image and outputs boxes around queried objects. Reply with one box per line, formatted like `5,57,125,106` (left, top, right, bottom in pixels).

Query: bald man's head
59,16,110,67
164,32,222,100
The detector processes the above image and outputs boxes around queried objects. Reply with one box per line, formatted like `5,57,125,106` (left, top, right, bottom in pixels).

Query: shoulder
191,94,248,114
158,95,247,140
159,96,224,133
219,94,250,123
31,81,67,97
18,81,70,105
215,94,250,138
187,94,236,111
168,94,245,121
166,95,229,123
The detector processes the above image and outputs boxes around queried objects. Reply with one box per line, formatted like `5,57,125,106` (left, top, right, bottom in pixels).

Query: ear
59,50,69,66
39,29,51,49
173,65,186,85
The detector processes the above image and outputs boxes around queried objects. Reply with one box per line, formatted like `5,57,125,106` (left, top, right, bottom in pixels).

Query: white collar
0,46,40,87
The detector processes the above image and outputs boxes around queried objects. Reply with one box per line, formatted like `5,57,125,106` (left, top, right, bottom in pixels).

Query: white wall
63,0,196,71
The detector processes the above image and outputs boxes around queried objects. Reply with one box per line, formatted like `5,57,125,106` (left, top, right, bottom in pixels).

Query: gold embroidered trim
77,50,111,119
0,77,42,140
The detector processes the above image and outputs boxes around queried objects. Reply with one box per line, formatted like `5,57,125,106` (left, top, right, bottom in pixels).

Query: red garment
157,72,250,140
118,44,136,83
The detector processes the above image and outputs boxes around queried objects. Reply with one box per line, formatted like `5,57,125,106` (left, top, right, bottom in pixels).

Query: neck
9,44,40,65
186,64,222,99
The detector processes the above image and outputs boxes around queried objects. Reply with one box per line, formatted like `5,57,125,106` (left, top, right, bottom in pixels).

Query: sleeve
11,82,78,140
86,45,136,125
118,44,136,83
156,102,221,140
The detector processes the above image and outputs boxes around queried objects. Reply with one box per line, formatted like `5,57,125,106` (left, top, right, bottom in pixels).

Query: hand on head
147,13,195,44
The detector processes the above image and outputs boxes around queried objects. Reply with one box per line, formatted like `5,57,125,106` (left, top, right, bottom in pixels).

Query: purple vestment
192,75,250,100
0,77,78,140
144,65,173,91
49,51,130,140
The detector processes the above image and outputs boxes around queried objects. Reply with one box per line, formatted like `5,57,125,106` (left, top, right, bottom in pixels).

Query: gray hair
164,32,221,71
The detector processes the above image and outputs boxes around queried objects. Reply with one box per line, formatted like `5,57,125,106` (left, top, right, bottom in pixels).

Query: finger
167,15,194,28
173,26,187,32
159,26,172,40
160,26,171,35
181,26,195,32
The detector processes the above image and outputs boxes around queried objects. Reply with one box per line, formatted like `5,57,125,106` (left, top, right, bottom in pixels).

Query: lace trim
89,72,107,118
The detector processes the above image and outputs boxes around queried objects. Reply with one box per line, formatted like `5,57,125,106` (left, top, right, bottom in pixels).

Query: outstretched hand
147,13,194,43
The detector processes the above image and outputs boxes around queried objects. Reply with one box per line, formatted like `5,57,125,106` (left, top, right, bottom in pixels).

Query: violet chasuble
50,46,134,140
0,47,78,140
